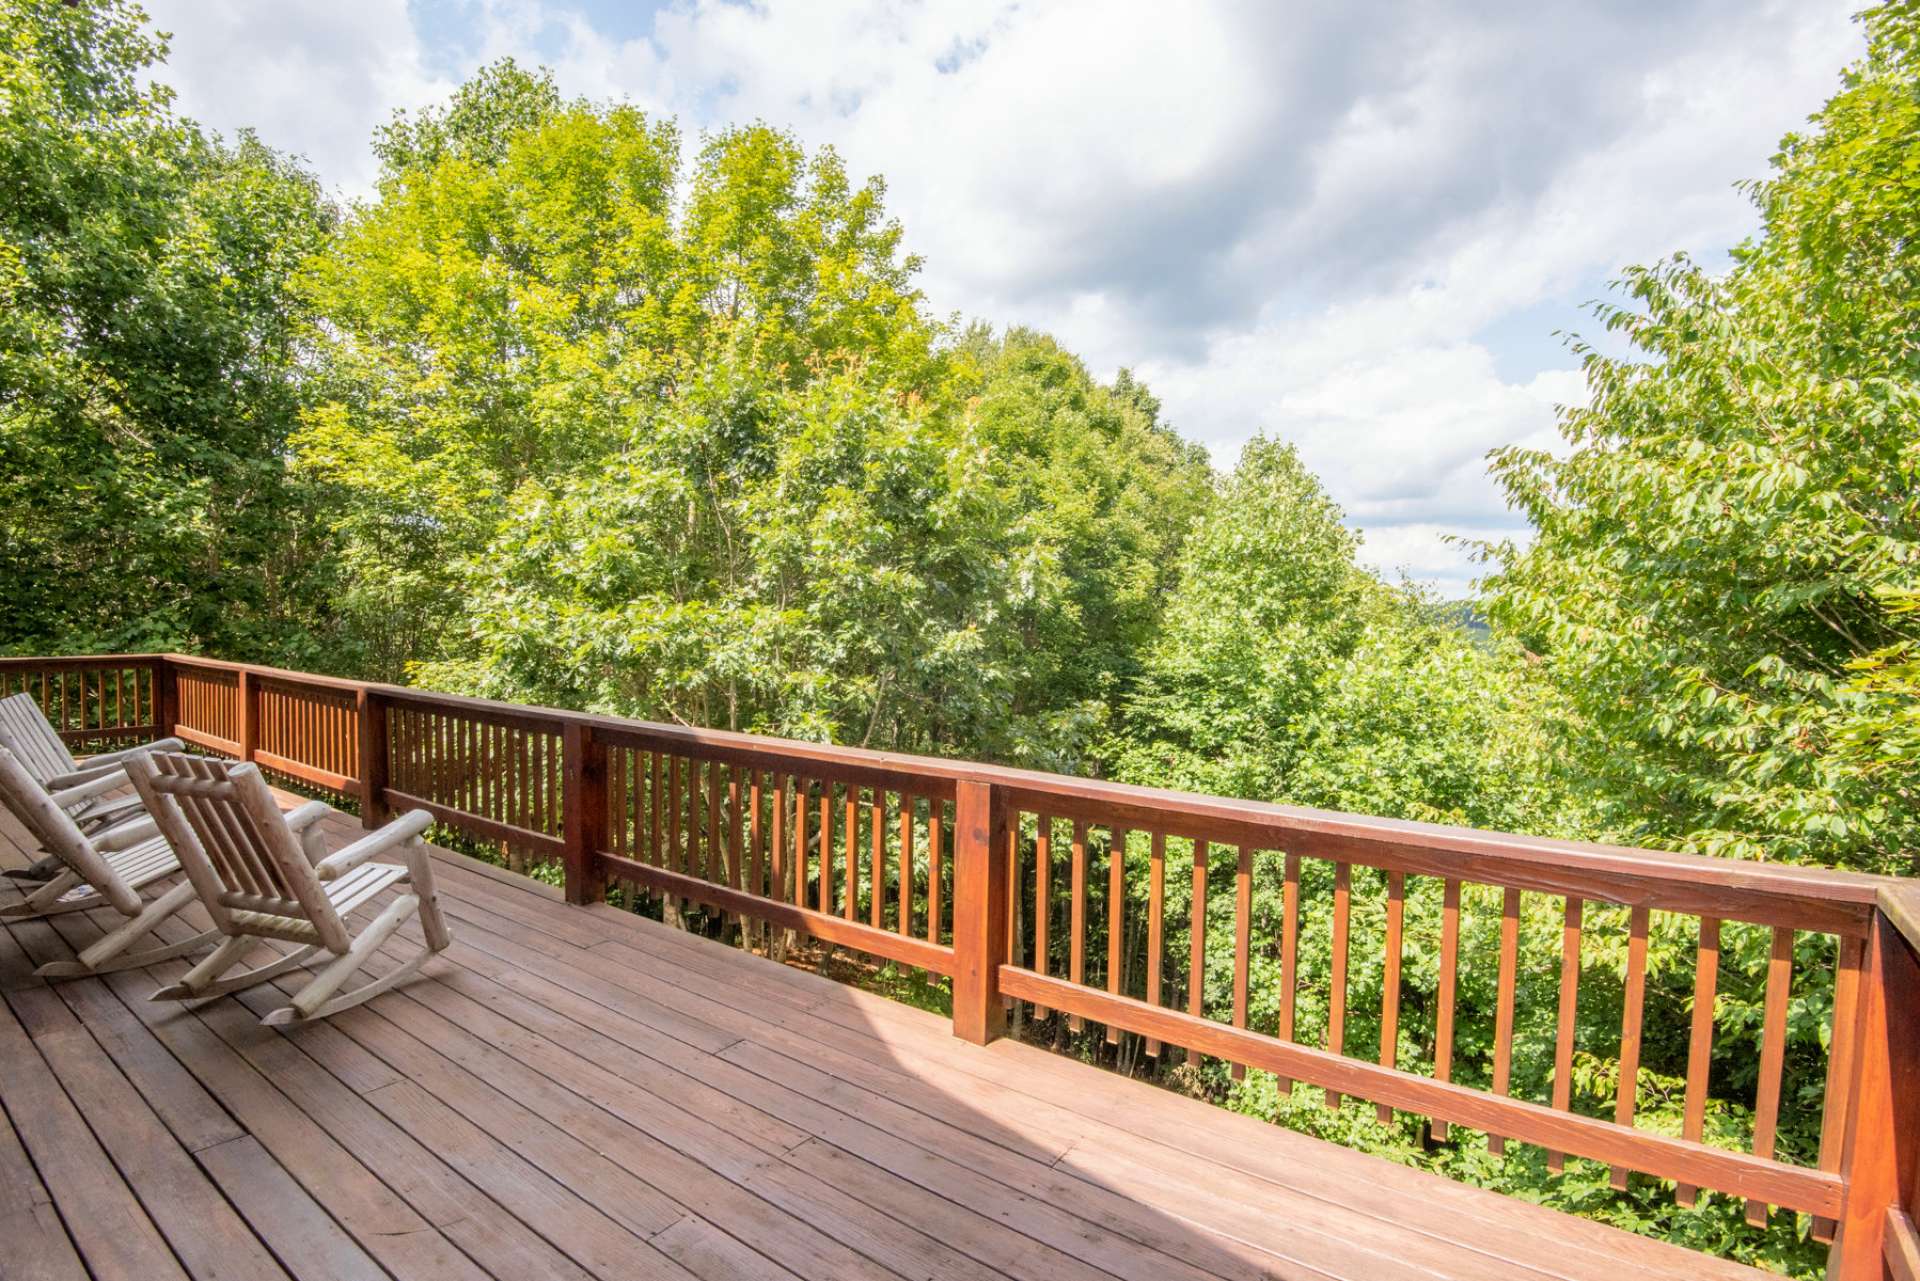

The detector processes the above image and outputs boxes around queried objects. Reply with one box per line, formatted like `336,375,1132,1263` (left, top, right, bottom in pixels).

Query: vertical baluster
1005,824,1019,1011
869,791,885,928
493,719,508,826
749,772,766,897
1327,861,1350,1109
771,774,787,904
1276,851,1300,1091
817,782,834,913
515,726,530,847
1609,905,1652,1189
927,802,944,945
1745,925,1796,1227
669,756,685,876
649,751,664,865
552,731,565,841
1108,828,1130,1046
897,796,914,937
1810,932,1865,1242
1036,818,1052,998
475,717,490,824
794,778,811,910
686,758,702,879
1377,870,1405,1121
423,709,438,806
1143,829,1162,1053
1433,878,1462,1138
1675,915,1720,1203
457,715,471,815
1548,896,1586,1173
709,761,724,884
1188,839,1209,1070
1036,821,1052,1021
841,788,856,920
1006,821,1021,971
495,721,509,838
1070,819,1089,1033
1490,885,1520,1155
728,768,743,892
1231,843,1252,1077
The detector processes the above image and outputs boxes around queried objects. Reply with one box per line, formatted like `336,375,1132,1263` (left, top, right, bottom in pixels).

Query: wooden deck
0,798,1770,1281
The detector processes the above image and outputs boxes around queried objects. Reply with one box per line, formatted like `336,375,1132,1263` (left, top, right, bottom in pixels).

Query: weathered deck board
0,794,1770,1281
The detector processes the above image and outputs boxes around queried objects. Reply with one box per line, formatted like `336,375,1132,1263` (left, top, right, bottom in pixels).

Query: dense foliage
1481,0,1920,879
2,2,1914,1274
0,0,336,659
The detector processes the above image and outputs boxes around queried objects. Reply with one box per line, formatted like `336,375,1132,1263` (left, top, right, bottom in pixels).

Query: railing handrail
28,651,1884,928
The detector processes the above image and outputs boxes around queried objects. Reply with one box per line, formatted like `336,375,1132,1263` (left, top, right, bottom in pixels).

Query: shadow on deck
0,795,1766,1281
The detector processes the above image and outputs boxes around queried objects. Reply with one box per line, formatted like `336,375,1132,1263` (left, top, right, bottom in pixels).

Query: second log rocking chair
125,750,452,1026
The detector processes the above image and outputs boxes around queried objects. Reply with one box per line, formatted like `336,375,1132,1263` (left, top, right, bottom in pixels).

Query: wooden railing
3,652,1915,1279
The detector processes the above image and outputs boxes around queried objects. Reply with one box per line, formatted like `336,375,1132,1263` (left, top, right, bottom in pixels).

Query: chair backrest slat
0,693,80,784
0,745,142,915
128,752,351,952
180,756,282,902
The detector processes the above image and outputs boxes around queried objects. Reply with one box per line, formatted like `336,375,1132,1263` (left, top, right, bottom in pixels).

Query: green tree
0,0,337,658
1481,0,1920,877
295,64,943,680
1116,435,1568,835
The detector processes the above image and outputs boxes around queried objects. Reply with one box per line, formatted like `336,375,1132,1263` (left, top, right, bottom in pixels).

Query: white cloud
141,0,1867,596
143,0,455,198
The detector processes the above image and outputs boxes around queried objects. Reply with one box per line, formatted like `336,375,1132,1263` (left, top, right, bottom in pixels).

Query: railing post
153,658,178,739
561,721,608,906
356,687,389,830
1829,899,1920,1280
951,779,1010,1045
237,668,258,762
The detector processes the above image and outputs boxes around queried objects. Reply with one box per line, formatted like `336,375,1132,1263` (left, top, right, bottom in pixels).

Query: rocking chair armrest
285,800,335,834
50,766,131,811
78,738,184,769
94,815,159,852
314,809,433,881
286,799,337,865
45,760,126,791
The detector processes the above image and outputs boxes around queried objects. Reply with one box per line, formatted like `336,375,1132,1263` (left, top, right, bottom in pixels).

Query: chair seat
226,862,409,945
55,835,178,905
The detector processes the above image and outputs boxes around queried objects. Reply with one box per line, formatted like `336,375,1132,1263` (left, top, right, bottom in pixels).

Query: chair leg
262,893,418,1026
37,880,214,978
150,937,324,1002
402,837,452,953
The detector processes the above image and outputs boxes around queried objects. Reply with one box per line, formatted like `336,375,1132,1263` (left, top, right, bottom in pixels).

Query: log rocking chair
125,750,451,1026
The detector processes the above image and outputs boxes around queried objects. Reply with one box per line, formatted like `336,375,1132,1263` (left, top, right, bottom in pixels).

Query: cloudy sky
143,0,1864,596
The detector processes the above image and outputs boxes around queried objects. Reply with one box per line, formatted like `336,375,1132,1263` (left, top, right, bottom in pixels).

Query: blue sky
144,0,1865,597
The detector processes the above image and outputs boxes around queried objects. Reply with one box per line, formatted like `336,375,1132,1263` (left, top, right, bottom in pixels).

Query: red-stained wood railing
591,720,960,976
0,655,161,749
2,652,1915,1278
983,781,1905,1240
